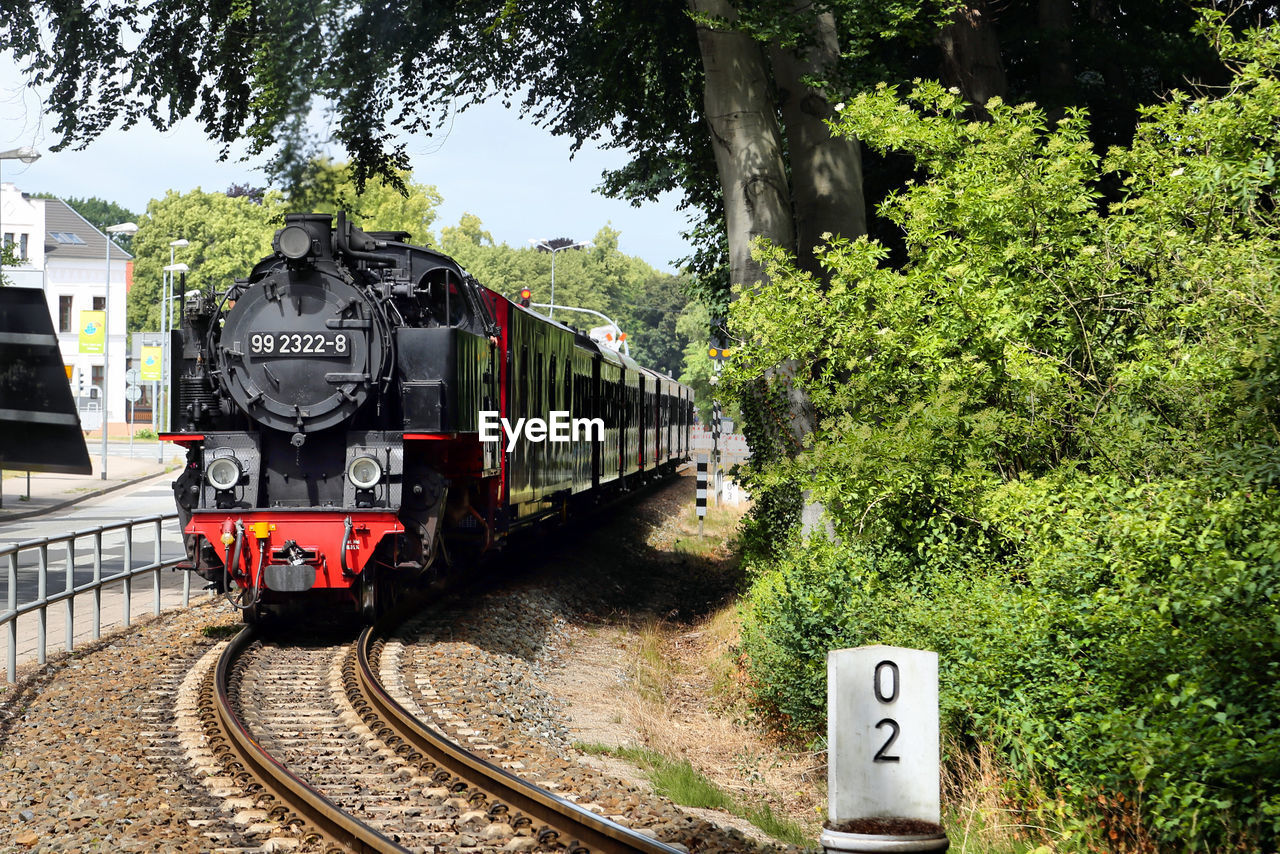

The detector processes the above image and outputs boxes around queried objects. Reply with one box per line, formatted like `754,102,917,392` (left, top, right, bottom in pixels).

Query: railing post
7,551,16,683
65,539,75,653
122,529,133,629
92,531,103,641
36,544,47,666
153,519,163,616
178,518,191,607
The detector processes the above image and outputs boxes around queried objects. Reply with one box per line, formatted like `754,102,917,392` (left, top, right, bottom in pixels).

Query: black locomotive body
164,213,693,619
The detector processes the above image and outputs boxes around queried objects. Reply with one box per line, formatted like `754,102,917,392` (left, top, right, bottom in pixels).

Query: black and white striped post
696,456,708,536
711,399,722,505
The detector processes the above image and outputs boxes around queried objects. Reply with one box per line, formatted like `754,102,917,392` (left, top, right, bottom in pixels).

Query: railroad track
205,623,683,853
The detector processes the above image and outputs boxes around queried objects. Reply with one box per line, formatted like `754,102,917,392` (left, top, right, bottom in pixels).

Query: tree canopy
124,183,691,377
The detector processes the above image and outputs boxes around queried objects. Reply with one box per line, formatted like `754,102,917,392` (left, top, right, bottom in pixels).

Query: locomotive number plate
248,331,350,357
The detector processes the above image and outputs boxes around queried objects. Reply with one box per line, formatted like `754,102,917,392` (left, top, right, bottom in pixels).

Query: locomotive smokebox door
218,270,388,434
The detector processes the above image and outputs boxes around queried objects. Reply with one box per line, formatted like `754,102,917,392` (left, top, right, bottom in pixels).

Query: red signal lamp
519,287,532,307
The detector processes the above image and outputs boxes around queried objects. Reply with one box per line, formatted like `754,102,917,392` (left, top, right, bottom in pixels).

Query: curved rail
355,626,683,854
213,626,412,853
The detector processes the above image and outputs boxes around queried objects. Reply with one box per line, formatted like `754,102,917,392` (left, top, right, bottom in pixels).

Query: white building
1,182,134,433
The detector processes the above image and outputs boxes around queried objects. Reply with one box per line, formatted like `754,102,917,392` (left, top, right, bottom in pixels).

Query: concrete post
823,645,949,852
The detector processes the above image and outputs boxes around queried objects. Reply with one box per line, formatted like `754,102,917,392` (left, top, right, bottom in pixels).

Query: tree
439,213,693,371
728,20,1280,847
126,189,283,334
0,242,20,286
285,159,443,246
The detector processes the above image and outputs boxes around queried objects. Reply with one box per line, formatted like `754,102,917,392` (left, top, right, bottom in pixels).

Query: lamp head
0,146,40,164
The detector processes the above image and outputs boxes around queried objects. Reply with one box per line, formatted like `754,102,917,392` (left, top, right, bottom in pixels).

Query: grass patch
576,741,811,846
632,621,670,704
201,624,241,638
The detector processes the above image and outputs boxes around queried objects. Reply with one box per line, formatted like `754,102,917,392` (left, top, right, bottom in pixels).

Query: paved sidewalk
0,445,182,523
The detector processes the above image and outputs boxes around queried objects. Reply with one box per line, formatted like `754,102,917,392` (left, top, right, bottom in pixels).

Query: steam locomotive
162,213,694,621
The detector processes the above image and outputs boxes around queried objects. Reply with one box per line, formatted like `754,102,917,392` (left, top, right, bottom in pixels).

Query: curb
0,469,174,525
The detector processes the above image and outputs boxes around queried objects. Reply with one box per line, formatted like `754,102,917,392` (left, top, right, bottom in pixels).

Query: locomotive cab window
419,270,470,328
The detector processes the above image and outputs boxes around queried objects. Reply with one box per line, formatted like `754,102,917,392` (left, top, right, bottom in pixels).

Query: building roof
41,199,134,261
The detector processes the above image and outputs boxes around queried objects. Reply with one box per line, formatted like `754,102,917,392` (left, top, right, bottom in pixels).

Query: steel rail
355,626,683,854
212,626,412,854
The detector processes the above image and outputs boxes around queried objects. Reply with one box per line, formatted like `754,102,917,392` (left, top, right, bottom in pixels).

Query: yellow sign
78,310,105,354
140,345,163,381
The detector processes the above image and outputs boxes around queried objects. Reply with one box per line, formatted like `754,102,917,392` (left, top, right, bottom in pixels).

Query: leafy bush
730,15,1280,850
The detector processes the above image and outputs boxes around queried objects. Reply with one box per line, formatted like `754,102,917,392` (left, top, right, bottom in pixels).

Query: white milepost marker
823,645,949,853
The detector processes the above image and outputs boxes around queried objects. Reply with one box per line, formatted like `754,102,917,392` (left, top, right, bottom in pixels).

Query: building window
91,365,103,396
58,296,73,333
18,234,28,260
92,297,105,311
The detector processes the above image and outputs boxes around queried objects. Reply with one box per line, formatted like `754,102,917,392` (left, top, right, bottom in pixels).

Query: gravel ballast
0,474,804,852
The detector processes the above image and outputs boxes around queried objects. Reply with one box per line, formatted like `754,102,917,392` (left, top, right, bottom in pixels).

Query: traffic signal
519,287,532,308
77,371,86,398
708,347,733,361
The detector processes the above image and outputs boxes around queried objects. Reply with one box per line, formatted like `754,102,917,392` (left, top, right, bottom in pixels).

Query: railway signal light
709,347,733,361
519,287,532,308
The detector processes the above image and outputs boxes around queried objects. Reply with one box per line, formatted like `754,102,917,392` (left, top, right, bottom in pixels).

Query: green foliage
126,189,284,334
731,17,1280,851
126,162,444,334
2,0,1243,313
440,214,693,375
285,159,443,246
0,242,20,286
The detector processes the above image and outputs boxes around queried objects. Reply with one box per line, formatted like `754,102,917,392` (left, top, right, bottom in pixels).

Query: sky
0,57,693,273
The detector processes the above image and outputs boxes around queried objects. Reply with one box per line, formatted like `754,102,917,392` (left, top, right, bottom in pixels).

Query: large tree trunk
769,5,866,276
688,0,795,290
937,1,1007,109
766,4,863,538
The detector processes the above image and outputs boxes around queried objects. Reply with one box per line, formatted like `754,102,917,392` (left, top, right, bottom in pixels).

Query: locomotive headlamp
206,456,243,491
347,455,383,489
276,225,313,260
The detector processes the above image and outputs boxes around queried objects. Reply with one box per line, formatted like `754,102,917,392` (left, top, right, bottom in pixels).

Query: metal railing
1,513,201,682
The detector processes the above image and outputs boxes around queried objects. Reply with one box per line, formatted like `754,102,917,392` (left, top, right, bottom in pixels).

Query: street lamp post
528,239,591,320
102,221,139,480
160,263,189,440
